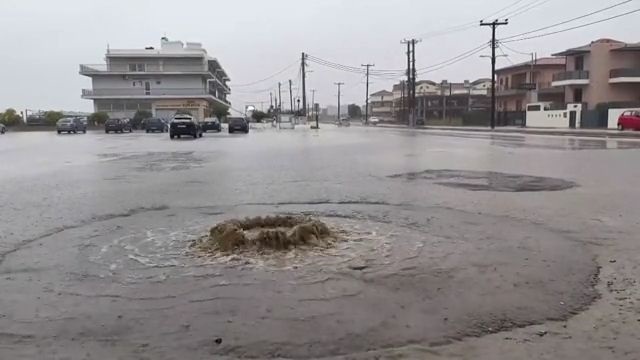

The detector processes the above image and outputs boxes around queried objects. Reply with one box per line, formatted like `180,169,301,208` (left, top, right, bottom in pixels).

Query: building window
573,88,583,103
527,104,541,112
575,56,584,71
516,100,522,111
128,63,146,72
156,80,162,85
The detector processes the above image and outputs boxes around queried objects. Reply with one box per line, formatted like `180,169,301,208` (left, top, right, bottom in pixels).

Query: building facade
382,79,490,123
551,39,640,109
80,38,230,120
369,90,394,120
496,57,566,111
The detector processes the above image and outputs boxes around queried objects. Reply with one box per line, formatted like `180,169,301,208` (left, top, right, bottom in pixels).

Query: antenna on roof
106,43,110,53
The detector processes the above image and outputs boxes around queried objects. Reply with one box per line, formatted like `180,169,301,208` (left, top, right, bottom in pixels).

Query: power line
417,42,489,73
498,45,515,65
232,60,299,87
499,42,533,56
502,8,640,43
501,0,634,40
502,0,552,19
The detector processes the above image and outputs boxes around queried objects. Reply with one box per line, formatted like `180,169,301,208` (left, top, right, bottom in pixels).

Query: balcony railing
552,70,590,82
82,88,228,98
81,63,213,73
610,68,640,78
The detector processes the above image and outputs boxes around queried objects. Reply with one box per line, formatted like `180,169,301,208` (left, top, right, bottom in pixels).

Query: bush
251,110,270,122
132,110,153,129
210,103,230,120
44,111,64,125
0,108,23,126
88,112,109,125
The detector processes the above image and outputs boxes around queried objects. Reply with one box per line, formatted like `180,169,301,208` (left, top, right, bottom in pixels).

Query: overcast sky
0,0,637,114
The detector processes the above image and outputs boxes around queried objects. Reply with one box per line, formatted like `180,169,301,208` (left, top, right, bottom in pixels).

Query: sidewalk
377,124,640,139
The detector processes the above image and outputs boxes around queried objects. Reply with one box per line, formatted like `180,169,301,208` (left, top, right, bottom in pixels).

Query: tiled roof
497,57,565,72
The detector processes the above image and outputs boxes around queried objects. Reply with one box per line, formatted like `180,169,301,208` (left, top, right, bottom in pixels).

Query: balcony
81,88,230,105
609,68,640,83
80,63,213,74
552,70,590,87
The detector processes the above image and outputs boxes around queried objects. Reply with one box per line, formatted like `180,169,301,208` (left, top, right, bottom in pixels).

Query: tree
348,104,362,118
251,110,270,122
132,110,153,129
1,108,23,126
88,112,109,125
210,103,230,120
44,111,64,125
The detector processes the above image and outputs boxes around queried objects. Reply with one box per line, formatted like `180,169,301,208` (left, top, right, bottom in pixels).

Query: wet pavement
1,127,639,359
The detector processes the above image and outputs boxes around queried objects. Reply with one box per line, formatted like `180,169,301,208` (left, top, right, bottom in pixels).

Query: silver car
57,118,87,134
0,123,6,134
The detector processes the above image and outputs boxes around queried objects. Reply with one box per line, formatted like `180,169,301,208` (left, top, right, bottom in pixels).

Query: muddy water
0,202,597,359
2,128,634,359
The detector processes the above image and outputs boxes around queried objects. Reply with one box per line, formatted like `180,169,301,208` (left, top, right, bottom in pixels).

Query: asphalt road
1,126,639,359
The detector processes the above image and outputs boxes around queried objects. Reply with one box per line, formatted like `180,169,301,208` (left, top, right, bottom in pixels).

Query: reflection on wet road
1,127,639,358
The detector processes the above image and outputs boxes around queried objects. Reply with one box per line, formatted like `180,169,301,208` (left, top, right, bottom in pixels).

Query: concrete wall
608,107,640,129
526,103,582,128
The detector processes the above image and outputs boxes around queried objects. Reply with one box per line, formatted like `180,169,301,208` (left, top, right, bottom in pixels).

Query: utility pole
278,82,282,111
334,82,344,122
401,39,420,127
480,19,508,129
270,92,273,110
311,89,318,129
288,79,294,113
361,63,374,125
400,80,405,123
301,52,307,116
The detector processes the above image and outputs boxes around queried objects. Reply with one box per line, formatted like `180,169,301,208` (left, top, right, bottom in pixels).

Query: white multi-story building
80,38,230,120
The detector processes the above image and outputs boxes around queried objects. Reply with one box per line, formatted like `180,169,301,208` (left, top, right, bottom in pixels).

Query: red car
618,110,640,131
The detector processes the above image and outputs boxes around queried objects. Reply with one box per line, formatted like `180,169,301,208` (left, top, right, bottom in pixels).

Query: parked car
0,123,6,134
617,110,640,131
105,118,132,133
57,117,87,134
228,117,249,133
368,117,380,125
170,115,203,139
145,118,168,133
202,117,222,132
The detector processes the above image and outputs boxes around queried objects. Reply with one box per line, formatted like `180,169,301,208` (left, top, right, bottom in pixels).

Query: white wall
608,107,640,129
92,75,203,91
526,103,582,128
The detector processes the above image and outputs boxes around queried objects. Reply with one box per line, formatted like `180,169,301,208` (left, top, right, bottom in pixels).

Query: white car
369,117,380,126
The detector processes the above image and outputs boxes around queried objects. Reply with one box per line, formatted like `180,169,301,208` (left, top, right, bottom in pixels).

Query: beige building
369,90,394,120
552,39,640,109
497,57,566,111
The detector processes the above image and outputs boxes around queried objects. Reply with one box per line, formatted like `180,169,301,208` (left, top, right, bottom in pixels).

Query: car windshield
4,2,640,359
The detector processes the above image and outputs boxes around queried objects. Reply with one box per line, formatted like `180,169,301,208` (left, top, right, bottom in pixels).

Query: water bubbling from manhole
194,215,338,253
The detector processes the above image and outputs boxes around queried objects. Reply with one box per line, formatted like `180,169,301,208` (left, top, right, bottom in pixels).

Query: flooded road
1,127,639,359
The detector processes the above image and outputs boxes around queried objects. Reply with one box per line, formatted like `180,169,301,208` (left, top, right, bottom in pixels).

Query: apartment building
496,57,566,111
386,79,490,123
551,38,640,109
369,90,394,120
80,38,230,120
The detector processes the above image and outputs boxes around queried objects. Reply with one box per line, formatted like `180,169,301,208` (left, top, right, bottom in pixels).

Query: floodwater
1,126,639,359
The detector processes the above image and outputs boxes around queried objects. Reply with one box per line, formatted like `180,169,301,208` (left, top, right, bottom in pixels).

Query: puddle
97,151,204,172
389,169,577,192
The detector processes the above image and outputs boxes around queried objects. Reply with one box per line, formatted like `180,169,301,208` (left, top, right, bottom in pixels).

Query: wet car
0,123,5,134
170,115,203,139
617,110,640,131
228,117,249,133
202,117,222,132
336,117,351,127
105,118,132,133
145,118,168,133
57,117,87,134
368,117,380,125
